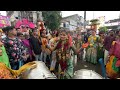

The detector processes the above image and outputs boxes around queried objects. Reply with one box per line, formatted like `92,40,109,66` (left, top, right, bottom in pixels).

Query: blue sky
1,11,120,21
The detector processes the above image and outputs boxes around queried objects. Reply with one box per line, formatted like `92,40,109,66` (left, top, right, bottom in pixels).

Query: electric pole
84,11,86,31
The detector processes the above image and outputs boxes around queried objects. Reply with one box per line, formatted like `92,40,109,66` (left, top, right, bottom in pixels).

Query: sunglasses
21,25,29,28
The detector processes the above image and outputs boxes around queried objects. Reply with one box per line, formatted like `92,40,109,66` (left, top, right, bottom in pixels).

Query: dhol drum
72,69,103,79
20,61,57,79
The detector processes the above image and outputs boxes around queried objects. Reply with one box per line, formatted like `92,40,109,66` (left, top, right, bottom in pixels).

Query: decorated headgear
37,21,46,31
51,31,57,35
15,18,35,30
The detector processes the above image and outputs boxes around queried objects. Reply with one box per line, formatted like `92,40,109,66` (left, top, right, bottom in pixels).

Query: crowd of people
0,21,120,79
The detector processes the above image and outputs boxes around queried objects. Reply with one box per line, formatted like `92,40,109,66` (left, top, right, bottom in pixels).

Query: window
63,23,66,27
66,23,69,28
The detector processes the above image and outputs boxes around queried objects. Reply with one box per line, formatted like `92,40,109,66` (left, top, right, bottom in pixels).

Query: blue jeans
19,60,24,68
40,52,47,63
10,60,24,70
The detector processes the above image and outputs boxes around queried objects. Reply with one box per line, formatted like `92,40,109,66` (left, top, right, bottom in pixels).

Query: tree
42,11,62,31
99,26,108,33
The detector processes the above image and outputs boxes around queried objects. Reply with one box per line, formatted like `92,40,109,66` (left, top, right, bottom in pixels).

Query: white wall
69,20,77,26
69,25,76,31
32,11,37,23
60,20,77,31
69,20,77,30
61,15,84,31
10,11,18,22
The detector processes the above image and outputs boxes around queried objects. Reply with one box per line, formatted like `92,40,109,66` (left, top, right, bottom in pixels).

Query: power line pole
84,11,86,31
93,11,94,19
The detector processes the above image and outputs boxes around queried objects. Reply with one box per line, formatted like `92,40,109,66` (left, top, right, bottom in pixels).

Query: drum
20,61,57,79
72,69,103,79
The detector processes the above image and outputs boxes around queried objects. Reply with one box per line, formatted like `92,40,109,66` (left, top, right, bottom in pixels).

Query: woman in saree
22,32,34,63
49,31,59,71
85,30,99,64
0,30,11,68
47,29,82,79
76,33,83,60
106,30,120,79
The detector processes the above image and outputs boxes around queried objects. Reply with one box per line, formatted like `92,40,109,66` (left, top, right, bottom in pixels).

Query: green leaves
99,26,108,32
90,19,100,25
42,11,62,31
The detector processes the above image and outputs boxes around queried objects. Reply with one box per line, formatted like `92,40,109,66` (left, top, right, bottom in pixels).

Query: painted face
59,32,68,41
20,25,29,32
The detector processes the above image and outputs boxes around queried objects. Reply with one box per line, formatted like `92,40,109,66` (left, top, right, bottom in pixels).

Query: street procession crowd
0,19,120,79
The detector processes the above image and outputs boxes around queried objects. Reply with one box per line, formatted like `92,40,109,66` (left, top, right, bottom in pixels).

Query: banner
0,15,11,28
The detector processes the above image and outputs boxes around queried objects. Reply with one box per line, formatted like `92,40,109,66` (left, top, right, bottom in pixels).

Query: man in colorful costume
85,30,99,64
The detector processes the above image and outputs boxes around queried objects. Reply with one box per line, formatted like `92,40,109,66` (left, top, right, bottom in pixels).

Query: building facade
6,11,43,25
104,18,120,30
60,14,84,31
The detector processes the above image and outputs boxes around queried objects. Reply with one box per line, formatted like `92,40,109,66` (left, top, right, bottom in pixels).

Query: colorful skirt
57,58,74,79
106,55,120,79
86,47,97,64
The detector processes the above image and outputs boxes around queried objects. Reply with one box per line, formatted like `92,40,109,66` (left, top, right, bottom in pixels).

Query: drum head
73,69,103,79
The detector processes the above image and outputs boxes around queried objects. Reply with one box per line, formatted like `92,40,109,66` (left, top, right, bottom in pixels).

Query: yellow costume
106,55,119,78
86,35,98,64
0,62,36,79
